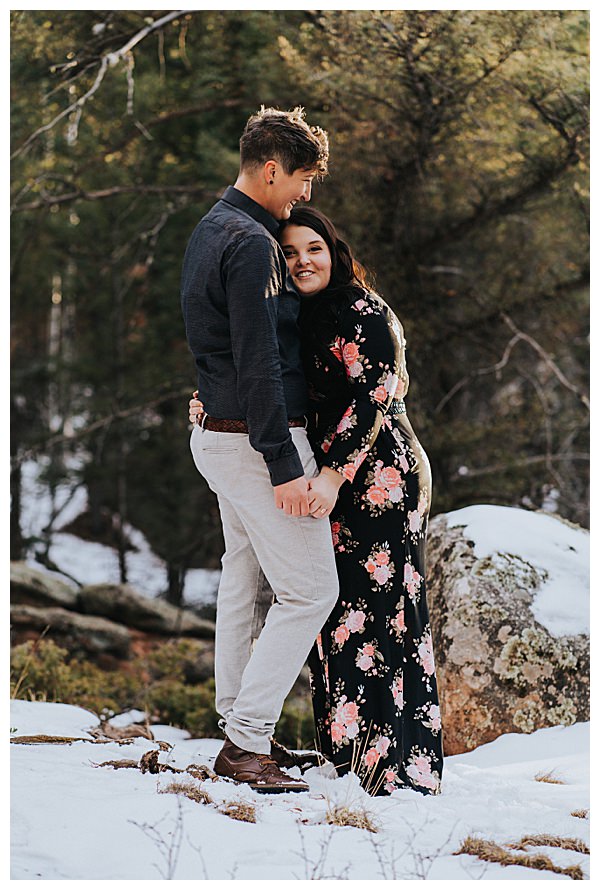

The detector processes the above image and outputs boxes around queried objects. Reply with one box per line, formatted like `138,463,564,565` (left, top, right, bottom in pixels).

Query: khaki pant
190,425,339,754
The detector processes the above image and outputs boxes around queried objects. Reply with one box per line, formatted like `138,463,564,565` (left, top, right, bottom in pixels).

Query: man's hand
189,391,204,425
274,476,311,516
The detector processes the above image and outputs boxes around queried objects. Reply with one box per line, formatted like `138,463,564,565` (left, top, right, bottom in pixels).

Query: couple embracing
181,107,443,796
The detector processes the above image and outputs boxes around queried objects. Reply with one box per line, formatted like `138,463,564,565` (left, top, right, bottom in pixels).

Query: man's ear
264,159,278,184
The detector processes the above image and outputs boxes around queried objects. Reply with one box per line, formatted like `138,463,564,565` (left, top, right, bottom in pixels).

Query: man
181,107,339,793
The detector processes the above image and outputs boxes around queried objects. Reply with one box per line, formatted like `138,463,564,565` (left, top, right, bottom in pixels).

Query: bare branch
434,333,522,413
11,184,218,213
500,312,590,410
451,452,589,482
11,10,186,161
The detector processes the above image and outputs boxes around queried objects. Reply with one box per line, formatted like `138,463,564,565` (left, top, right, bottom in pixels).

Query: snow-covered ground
10,701,589,880
447,505,589,637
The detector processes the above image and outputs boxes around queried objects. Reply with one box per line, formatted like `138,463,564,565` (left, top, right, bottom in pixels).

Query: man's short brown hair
240,106,329,179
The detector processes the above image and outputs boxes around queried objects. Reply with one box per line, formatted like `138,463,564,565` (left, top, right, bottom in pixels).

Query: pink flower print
354,451,367,471
408,509,422,533
418,492,429,515
407,753,439,792
392,675,404,711
342,464,356,482
373,564,391,586
357,654,374,672
398,454,410,473
339,700,359,725
367,486,387,505
403,562,422,597
345,610,366,633
375,736,391,757
428,704,442,732
354,299,367,310
375,551,390,566
316,632,324,660
342,342,359,364
331,722,345,744
384,769,399,794
364,748,380,768
336,405,354,434
365,558,377,574
331,521,341,534
321,439,331,454
384,372,399,394
418,633,436,676
387,486,404,504
330,338,344,362
373,385,388,403
334,625,350,646
391,610,406,635
346,721,360,739
380,466,402,489
362,644,375,656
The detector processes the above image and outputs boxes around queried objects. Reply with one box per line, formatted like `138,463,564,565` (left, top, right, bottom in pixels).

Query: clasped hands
275,468,344,518
188,393,344,518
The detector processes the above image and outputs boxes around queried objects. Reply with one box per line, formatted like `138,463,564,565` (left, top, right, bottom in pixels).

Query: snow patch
10,700,590,880
446,505,589,637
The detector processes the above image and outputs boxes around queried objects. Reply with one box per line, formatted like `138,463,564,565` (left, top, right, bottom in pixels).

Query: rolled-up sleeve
223,233,304,487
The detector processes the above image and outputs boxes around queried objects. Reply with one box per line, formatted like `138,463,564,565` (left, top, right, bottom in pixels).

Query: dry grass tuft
218,800,257,823
325,805,379,833
93,759,139,770
159,780,214,806
571,809,589,820
186,764,218,782
10,734,90,745
508,834,589,855
534,769,566,784
455,835,584,880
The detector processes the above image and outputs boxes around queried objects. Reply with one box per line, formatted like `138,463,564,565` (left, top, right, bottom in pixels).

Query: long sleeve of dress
319,296,408,483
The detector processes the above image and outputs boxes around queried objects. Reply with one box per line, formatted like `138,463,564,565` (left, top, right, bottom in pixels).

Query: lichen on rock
426,508,589,754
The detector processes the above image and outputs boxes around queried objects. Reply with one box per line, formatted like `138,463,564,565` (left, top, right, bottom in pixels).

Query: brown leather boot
214,737,309,793
269,737,324,772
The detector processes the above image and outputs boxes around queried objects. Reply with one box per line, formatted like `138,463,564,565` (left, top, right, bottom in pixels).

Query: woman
190,207,443,796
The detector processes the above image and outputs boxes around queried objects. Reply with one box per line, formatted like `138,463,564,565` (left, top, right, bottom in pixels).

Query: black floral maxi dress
302,288,443,796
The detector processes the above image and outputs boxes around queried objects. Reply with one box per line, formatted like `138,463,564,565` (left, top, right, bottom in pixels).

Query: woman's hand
189,391,204,425
307,467,345,518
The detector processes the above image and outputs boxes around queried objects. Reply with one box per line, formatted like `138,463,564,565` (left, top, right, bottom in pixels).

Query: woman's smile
280,224,333,295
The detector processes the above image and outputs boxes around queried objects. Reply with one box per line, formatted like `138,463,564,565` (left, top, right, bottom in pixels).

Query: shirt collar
220,186,280,238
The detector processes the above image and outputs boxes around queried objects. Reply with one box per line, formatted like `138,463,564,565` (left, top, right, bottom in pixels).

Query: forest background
10,10,589,605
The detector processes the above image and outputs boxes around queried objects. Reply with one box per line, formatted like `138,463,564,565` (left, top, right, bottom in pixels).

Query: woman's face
280,225,332,296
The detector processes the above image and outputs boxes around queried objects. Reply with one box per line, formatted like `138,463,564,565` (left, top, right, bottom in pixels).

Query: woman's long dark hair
279,207,374,406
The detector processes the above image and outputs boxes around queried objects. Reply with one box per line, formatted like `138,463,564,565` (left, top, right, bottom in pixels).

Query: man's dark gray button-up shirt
181,186,308,486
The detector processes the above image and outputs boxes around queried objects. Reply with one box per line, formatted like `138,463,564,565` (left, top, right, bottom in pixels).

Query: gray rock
10,604,131,658
426,511,589,755
78,583,215,638
10,561,79,609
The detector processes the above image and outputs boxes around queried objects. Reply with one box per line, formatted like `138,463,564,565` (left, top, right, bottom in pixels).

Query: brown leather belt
197,414,307,433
